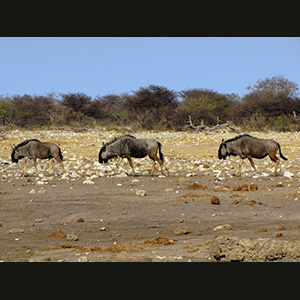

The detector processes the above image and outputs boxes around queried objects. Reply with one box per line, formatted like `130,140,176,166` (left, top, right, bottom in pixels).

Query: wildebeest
98,135,165,176
218,134,287,176
11,139,65,176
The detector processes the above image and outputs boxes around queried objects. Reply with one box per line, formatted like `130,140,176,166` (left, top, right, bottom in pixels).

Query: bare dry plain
1,129,300,262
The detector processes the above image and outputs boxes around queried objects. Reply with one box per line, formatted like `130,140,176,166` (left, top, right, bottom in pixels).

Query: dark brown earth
1,172,300,262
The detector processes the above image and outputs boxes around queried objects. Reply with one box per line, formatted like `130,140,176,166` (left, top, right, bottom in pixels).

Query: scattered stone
250,183,258,191
210,236,300,262
233,184,249,191
276,225,286,231
67,233,79,241
231,199,241,205
29,189,36,195
77,256,89,262
213,224,233,231
48,230,67,238
210,196,220,205
141,236,177,246
136,190,146,197
83,179,94,184
241,184,249,191
77,217,85,222
233,186,242,191
99,227,107,231
113,172,127,178
185,183,207,190
283,171,294,179
174,227,191,235
8,228,25,234
254,228,267,233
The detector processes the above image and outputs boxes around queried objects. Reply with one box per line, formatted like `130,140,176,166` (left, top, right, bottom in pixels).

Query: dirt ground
1,129,300,262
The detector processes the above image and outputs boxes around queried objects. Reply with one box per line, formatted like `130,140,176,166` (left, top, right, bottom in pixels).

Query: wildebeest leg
157,158,165,176
269,154,280,176
33,158,39,176
58,160,66,173
149,156,156,176
127,156,136,176
149,153,165,176
47,158,54,175
23,157,30,175
112,157,123,175
116,157,123,169
108,157,124,175
274,159,280,176
236,158,244,177
54,156,66,173
247,157,257,173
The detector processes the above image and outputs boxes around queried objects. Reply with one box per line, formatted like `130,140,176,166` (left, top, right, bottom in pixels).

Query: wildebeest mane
224,134,256,143
15,139,41,149
103,134,136,147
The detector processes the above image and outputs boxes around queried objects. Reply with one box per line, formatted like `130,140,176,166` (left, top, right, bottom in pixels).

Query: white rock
29,189,36,195
213,224,233,232
283,171,294,179
38,189,46,194
77,256,89,262
83,179,94,184
113,173,128,178
67,233,79,241
136,190,146,197
8,228,25,234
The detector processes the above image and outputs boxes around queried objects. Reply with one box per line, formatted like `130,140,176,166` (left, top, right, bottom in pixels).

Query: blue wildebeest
11,139,65,176
218,134,287,176
98,135,165,176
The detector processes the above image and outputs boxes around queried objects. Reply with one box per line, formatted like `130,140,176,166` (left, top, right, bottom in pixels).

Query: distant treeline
0,75,300,132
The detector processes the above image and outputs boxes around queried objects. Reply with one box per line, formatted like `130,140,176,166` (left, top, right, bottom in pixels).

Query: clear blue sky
0,37,299,98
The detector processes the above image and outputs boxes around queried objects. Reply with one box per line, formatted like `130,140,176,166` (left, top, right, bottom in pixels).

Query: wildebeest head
98,145,116,163
11,145,23,163
218,139,228,160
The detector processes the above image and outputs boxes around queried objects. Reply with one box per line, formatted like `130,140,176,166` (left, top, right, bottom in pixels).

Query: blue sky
0,37,299,98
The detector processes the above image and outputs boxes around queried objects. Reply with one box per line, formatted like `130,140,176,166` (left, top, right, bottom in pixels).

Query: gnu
218,134,287,177
11,139,65,176
98,135,165,176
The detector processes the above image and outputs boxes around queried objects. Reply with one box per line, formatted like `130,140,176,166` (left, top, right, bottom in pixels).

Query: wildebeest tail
58,147,64,161
278,143,288,160
158,142,164,163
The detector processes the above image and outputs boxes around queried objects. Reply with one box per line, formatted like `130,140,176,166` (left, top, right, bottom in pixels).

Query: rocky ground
1,129,300,262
